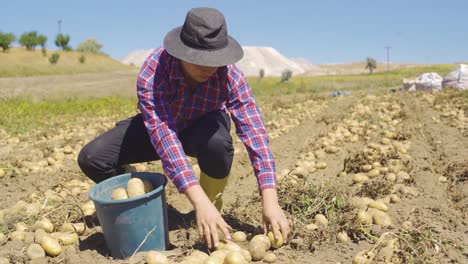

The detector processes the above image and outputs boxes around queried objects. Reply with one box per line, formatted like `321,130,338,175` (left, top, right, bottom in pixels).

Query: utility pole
57,19,62,34
385,46,391,71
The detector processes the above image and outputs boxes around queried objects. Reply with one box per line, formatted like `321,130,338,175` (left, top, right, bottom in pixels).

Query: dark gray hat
164,7,244,67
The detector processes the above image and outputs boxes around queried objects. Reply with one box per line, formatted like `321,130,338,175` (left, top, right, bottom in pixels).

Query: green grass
0,47,133,77
0,96,137,134
248,64,455,97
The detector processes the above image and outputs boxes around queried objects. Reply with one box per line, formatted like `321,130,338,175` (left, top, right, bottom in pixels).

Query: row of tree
0,31,103,54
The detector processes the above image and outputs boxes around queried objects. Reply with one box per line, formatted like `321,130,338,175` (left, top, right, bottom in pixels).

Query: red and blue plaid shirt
137,47,276,193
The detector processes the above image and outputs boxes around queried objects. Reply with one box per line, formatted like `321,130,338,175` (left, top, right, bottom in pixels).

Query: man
78,7,289,248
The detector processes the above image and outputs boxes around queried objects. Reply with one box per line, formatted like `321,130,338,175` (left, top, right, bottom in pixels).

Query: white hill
121,46,321,77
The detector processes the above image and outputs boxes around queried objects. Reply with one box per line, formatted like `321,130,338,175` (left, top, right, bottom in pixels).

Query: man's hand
261,188,289,242
185,185,231,248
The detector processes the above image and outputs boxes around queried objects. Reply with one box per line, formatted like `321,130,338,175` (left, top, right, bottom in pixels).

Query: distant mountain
121,46,321,77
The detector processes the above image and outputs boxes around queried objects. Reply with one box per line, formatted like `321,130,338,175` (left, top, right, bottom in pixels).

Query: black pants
78,111,234,183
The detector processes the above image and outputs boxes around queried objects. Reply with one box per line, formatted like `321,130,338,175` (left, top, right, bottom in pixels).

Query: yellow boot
199,171,228,212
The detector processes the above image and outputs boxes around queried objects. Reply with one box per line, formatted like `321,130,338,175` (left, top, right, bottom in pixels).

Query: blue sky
1,0,467,64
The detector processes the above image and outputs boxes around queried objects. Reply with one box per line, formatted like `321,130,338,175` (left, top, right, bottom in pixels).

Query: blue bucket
88,172,169,259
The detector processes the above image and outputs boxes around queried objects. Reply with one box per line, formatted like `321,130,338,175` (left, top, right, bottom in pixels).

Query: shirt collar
169,55,185,81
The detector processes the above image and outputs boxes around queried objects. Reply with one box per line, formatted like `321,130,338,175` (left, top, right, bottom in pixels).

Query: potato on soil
146,251,169,264
314,214,328,227
357,211,373,226
372,211,392,226
127,177,146,198
249,234,271,250
248,242,266,261
27,243,46,260
267,231,284,249
336,231,349,243
33,217,54,233
51,232,79,245
0,257,8,264
263,252,278,263
232,231,247,242
224,251,248,264
40,236,62,256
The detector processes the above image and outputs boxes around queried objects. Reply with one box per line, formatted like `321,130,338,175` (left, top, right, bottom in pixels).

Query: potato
33,218,54,233
352,250,373,264
361,164,373,172
367,169,380,178
372,211,392,226
11,230,26,241
34,228,48,243
127,178,146,198
190,250,209,260
40,236,62,256
205,256,223,264
336,231,349,243
353,174,369,184
143,180,154,193
263,252,278,263
211,250,229,262
224,251,247,264
389,194,400,203
239,249,251,262
0,233,6,244
15,222,29,232
222,241,242,252
385,173,397,182
314,214,328,227
232,231,247,242
368,200,388,212
248,243,266,261
378,246,394,262
51,232,78,245
267,231,284,249
325,146,338,154
357,211,372,226
71,223,85,235
0,257,8,264
111,188,128,200
27,243,46,260
249,234,270,251
305,223,318,230
314,162,327,169
81,201,96,216
146,251,169,264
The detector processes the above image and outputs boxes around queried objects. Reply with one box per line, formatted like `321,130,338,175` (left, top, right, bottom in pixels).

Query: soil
0,74,467,263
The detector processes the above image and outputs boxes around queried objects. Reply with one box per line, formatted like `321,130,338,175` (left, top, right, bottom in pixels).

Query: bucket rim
88,172,167,205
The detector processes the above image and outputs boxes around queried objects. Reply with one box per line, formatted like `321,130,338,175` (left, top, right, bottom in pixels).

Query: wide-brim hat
164,7,244,67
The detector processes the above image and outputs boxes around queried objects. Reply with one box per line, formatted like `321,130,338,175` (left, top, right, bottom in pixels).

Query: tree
259,68,265,79
76,38,103,54
55,33,71,50
280,69,293,83
365,57,377,74
49,53,60,64
19,31,39,50
0,32,16,52
37,35,47,56
79,55,86,64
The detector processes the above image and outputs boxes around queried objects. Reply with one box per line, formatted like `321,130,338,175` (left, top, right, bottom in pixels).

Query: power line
57,19,62,34
385,46,391,71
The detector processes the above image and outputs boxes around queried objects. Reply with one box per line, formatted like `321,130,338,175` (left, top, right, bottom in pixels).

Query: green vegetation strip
0,96,136,134
248,64,455,96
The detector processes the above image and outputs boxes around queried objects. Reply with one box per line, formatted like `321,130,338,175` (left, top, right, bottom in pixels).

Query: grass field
0,47,133,77
0,50,459,135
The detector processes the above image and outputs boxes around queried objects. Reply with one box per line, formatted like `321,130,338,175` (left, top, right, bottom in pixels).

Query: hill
121,46,322,77
0,48,132,77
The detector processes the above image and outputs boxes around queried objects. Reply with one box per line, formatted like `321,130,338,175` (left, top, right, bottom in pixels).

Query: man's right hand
184,185,231,248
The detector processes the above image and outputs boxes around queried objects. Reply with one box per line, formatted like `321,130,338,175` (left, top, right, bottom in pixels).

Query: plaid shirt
137,47,276,193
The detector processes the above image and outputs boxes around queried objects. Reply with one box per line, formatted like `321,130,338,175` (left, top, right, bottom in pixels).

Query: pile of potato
146,231,283,264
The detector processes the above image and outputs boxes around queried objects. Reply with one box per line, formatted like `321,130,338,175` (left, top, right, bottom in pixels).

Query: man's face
181,60,218,83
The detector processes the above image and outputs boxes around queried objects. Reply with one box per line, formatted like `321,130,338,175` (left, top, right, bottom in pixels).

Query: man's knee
77,140,115,183
199,132,233,179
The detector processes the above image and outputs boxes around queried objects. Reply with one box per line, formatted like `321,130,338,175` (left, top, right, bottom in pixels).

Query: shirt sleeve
137,51,199,193
225,66,277,192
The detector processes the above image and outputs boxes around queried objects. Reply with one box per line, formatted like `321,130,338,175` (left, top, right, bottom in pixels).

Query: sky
1,0,467,64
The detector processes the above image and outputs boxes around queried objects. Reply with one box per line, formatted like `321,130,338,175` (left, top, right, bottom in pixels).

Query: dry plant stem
129,224,158,264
